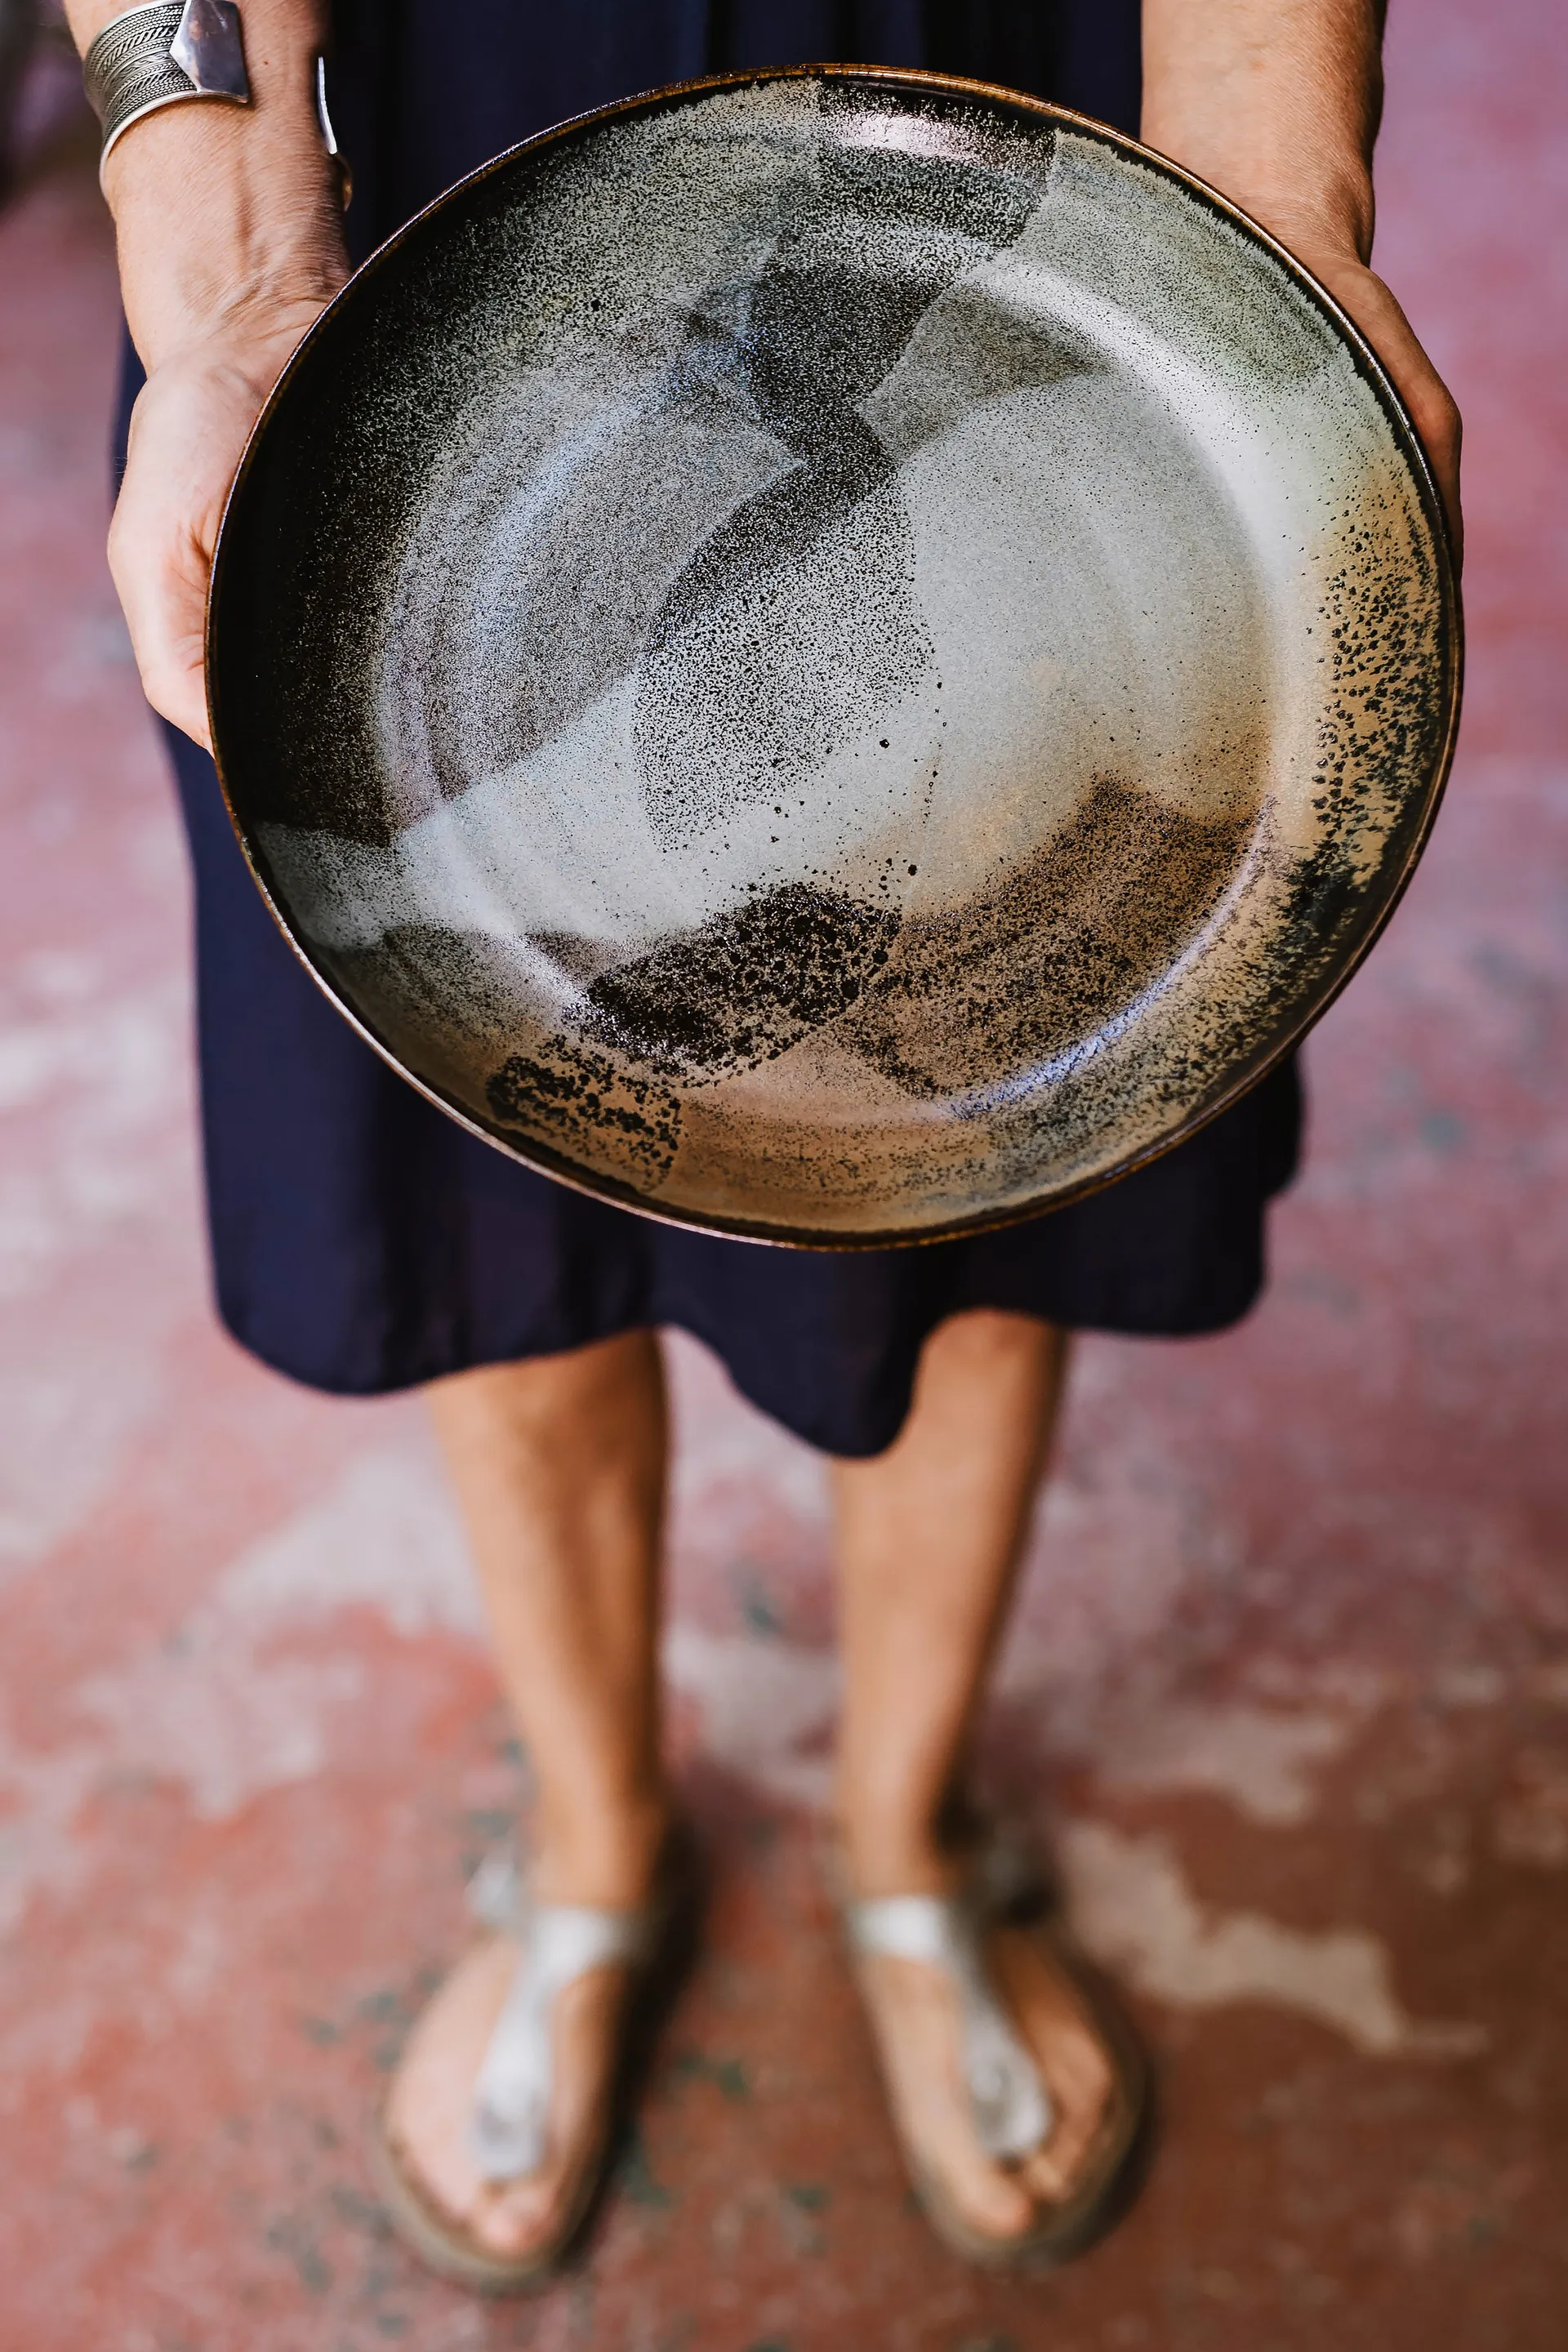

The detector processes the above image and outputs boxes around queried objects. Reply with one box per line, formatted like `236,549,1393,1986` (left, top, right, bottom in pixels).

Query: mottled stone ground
1,7,1565,2346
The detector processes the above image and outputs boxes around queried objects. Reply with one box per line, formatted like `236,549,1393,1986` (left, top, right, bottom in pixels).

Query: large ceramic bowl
207,66,1460,1245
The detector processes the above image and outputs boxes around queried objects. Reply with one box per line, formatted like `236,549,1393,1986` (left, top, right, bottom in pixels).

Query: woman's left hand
1139,0,1463,569
1265,234,1462,568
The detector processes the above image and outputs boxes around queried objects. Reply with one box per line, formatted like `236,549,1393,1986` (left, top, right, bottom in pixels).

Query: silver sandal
843,1868,1147,2269
372,1838,695,2293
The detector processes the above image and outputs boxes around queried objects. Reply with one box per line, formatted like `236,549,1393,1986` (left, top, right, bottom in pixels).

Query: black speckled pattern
208,68,1459,1246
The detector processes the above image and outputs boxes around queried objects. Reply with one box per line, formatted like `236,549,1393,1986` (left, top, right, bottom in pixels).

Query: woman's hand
1141,0,1462,566
1279,240,1462,564
64,0,346,746
109,295,340,749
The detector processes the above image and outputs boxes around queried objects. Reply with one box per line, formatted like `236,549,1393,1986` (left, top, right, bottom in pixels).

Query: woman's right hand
64,0,348,747
109,296,338,751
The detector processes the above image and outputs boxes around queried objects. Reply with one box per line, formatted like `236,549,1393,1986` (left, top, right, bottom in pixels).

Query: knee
924,1308,1060,1376
430,1329,661,1449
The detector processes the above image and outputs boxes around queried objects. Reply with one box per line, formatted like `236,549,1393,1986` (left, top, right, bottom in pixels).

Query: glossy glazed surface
209,69,1459,1243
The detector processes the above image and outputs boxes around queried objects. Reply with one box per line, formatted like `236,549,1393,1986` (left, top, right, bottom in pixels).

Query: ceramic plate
207,67,1460,1245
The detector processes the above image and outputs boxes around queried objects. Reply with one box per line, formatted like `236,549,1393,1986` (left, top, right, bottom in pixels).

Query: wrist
1220,175,1375,273
1140,112,1375,270
134,285,335,394
87,1,345,370
122,225,345,377
1140,0,1382,268
114,141,347,372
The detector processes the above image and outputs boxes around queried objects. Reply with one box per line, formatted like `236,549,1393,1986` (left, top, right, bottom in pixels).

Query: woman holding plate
67,0,1459,2290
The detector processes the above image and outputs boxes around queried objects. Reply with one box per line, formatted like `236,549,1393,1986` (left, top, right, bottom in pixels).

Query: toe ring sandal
844,1882,1147,2270
372,1836,696,2294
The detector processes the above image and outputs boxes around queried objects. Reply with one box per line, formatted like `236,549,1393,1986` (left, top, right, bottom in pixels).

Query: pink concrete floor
1,8,1566,2347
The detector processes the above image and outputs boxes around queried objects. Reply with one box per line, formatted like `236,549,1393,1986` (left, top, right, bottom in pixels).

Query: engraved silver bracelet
83,0,347,200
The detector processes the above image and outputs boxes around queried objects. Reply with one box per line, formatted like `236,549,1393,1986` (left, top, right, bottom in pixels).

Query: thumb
106,358,269,752
108,469,216,750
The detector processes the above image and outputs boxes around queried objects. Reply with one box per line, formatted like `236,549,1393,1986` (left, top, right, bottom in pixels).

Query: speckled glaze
207,67,1460,1246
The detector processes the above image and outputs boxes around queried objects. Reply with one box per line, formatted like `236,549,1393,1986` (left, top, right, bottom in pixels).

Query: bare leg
387,1330,670,2260
430,1331,670,1904
833,1309,1113,2245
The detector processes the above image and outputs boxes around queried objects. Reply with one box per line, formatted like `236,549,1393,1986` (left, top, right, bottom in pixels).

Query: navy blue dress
128,0,1301,1455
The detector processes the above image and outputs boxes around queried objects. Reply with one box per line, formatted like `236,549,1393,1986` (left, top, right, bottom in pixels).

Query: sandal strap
847,1893,1053,2162
468,1879,660,2184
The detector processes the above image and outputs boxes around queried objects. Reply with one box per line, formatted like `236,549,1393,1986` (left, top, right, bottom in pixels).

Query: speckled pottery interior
207,67,1460,1246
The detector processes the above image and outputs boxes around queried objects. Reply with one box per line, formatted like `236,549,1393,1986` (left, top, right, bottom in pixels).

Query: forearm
62,0,345,369
1141,0,1384,265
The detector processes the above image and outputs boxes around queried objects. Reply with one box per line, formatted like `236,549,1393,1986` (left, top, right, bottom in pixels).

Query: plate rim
204,61,1464,1252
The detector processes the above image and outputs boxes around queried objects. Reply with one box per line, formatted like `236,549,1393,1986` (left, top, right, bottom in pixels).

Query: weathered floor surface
1,8,1565,2346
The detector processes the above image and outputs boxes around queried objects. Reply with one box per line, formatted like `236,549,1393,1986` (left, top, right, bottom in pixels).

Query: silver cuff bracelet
83,0,348,202
84,0,250,179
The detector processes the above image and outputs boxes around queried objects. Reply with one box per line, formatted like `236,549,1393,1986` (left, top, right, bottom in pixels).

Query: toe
991,1933,1118,2207
927,2125,1037,2243
471,2172,564,2260
1019,2140,1074,2203
857,1953,1042,2249
1023,2072,1105,2199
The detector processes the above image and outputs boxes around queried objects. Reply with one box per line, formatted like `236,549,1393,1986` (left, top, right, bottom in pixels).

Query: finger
1312,262,1463,564
108,546,213,749
1374,328,1463,564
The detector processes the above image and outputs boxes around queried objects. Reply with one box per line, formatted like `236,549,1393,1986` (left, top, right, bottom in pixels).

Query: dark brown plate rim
205,62,1463,1252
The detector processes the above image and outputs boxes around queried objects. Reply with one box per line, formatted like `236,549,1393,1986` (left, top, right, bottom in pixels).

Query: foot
383,1814,669,2268
852,1909,1118,2248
